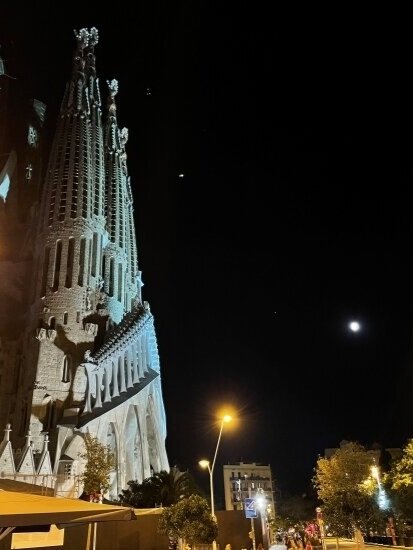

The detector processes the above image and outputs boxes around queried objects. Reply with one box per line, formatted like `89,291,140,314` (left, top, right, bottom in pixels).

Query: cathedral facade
0,28,169,498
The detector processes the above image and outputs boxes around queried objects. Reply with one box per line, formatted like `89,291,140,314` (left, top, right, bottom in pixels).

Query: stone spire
17,430,36,474
37,27,105,285
36,432,52,476
29,27,106,351
40,29,90,226
59,28,89,115
59,27,100,112
0,424,15,476
84,28,105,222
103,80,140,316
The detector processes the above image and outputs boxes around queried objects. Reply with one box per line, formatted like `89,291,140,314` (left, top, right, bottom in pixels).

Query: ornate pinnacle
120,127,129,147
107,79,118,115
73,27,99,50
89,27,99,47
107,79,119,99
73,28,89,50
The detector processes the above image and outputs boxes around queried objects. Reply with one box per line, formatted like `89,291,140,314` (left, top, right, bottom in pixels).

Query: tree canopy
158,494,218,546
119,467,201,508
385,439,413,525
313,441,384,535
80,433,115,498
388,440,413,490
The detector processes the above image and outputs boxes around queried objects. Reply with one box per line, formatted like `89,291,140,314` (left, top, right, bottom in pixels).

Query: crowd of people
270,527,321,550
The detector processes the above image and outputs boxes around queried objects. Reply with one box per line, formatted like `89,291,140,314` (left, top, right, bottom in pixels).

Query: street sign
244,498,257,518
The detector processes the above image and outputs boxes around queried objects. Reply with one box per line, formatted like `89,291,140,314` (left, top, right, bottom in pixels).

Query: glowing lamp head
223,414,232,423
371,466,379,479
256,495,265,509
349,321,361,332
199,460,210,469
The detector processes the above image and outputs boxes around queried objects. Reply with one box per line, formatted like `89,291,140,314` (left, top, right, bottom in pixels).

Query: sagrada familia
0,28,169,498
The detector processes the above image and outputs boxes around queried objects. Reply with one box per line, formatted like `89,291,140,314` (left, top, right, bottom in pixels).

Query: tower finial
89,27,99,47
4,423,11,442
107,79,119,99
73,28,89,51
107,79,119,115
42,432,50,451
120,127,129,147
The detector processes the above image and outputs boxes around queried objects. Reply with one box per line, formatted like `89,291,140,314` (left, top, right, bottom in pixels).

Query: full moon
349,321,361,332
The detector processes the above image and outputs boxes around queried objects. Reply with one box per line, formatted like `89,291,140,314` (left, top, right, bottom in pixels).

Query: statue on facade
85,288,92,312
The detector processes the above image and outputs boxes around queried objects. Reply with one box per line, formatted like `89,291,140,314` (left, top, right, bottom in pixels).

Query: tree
388,440,413,491
119,467,201,508
277,493,318,524
80,433,115,500
385,439,413,527
158,494,218,548
313,441,384,536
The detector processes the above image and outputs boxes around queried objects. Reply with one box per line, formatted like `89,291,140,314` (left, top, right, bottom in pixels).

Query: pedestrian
295,533,304,549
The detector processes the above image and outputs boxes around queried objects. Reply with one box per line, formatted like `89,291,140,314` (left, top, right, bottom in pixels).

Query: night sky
2,4,413,499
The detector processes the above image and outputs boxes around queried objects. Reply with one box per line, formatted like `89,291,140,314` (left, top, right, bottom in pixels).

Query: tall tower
1,28,169,497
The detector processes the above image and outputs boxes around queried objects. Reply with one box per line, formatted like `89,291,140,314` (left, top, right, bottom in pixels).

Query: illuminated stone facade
0,29,169,498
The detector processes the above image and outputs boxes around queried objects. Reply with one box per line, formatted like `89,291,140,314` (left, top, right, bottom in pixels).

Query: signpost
316,507,325,550
245,499,257,550
245,498,257,519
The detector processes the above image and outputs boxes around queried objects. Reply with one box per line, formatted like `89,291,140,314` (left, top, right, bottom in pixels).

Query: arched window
49,316,56,330
118,263,123,302
47,400,56,431
40,246,50,297
65,237,75,288
87,239,92,276
109,258,114,297
63,312,68,325
62,354,72,383
78,237,86,286
101,254,106,282
91,233,98,277
52,240,62,291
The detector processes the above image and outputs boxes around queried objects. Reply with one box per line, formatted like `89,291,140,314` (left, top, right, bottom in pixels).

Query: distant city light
349,321,361,332
178,173,184,178
146,87,152,96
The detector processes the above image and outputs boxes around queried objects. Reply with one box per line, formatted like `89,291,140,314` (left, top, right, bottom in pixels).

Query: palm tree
119,466,201,508
119,467,202,550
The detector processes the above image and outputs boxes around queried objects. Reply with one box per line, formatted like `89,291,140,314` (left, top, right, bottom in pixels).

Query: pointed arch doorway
124,406,144,486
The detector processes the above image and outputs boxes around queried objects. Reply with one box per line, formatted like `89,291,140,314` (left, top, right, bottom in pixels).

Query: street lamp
199,414,232,550
256,488,269,550
371,464,389,510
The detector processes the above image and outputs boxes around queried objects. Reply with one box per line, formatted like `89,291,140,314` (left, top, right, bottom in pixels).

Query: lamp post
256,488,269,550
316,506,326,550
371,464,389,511
199,414,232,550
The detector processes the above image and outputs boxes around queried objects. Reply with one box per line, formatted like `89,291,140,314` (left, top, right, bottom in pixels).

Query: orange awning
0,490,136,528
